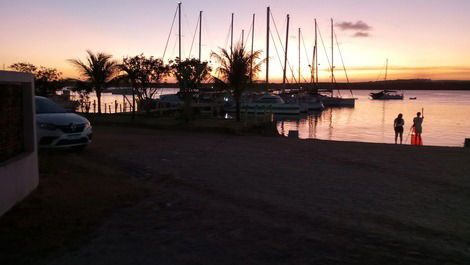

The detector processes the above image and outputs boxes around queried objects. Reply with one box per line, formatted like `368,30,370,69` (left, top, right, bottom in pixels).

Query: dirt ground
5,125,470,264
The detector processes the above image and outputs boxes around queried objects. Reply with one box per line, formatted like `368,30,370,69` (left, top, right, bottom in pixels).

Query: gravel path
49,126,470,265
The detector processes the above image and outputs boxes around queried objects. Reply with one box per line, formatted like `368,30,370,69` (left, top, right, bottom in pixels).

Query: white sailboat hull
321,96,355,107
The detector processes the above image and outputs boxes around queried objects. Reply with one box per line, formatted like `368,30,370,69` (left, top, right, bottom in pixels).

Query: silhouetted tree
211,45,264,121
118,56,141,119
9,62,63,96
9,62,37,73
171,58,212,121
69,50,118,114
118,54,170,113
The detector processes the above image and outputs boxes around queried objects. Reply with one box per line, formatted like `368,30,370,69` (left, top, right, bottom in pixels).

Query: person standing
412,109,424,145
394,113,405,144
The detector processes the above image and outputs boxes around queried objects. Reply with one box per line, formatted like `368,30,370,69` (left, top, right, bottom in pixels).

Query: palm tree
211,45,264,121
69,50,118,114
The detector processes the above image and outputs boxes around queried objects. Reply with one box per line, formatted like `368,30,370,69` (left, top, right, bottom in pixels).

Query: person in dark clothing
394,113,405,144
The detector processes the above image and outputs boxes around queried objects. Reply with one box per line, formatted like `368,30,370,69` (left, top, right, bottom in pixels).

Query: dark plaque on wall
0,84,25,163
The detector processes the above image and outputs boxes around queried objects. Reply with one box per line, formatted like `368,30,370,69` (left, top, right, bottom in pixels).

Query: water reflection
277,90,470,147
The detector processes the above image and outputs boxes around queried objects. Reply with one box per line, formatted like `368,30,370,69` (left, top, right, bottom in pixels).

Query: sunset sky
1,0,469,82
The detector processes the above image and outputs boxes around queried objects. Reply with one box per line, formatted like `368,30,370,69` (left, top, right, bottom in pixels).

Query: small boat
409,97,417,100
319,19,356,108
370,59,404,100
370,90,404,100
225,94,301,115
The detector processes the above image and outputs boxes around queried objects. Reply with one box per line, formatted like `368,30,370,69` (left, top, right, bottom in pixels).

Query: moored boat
225,93,301,115
298,95,324,111
370,60,403,100
320,95,356,107
281,91,324,111
321,19,356,108
370,90,404,100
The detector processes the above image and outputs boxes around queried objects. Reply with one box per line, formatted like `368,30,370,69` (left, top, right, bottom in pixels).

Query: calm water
74,89,469,147
277,90,470,147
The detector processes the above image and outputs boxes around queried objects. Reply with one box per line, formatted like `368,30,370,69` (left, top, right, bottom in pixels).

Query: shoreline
83,114,468,148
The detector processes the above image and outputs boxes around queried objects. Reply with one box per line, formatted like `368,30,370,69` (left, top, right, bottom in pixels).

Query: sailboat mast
250,13,255,83
315,19,319,85
385,59,389,81
230,13,234,54
331,18,334,92
311,19,318,84
199,10,202,61
310,24,315,83
298,28,301,84
282,14,290,86
178,2,182,60
266,6,270,92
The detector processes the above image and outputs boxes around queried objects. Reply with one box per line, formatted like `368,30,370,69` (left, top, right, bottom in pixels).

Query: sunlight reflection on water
277,90,470,147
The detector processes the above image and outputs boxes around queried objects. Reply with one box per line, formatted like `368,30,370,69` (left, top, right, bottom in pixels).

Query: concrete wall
0,70,39,216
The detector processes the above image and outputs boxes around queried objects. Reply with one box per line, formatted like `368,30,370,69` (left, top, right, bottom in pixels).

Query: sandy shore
43,126,470,264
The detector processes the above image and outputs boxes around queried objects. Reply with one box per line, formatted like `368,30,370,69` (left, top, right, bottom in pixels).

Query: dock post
104,103,107,113
123,95,125,112
93,100,96,113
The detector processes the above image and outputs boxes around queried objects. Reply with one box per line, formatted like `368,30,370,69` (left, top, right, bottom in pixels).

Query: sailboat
254,7,301,115
370,59,404,100
319,19,355,107
279,17,324,112
225,7,301,115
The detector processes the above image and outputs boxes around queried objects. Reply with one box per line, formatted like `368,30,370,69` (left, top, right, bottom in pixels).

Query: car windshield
35,97,66,114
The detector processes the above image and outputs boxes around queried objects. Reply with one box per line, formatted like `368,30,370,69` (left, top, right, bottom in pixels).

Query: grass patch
0,150,151,265
83,113,278,136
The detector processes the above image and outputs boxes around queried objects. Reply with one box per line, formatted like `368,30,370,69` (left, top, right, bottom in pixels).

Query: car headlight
85,121,91,129
37,122,57,130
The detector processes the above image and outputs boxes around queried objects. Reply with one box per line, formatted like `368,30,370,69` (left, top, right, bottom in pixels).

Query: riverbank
1,126,470,264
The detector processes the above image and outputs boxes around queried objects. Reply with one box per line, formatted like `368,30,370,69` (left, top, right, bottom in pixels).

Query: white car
35,96,92,148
